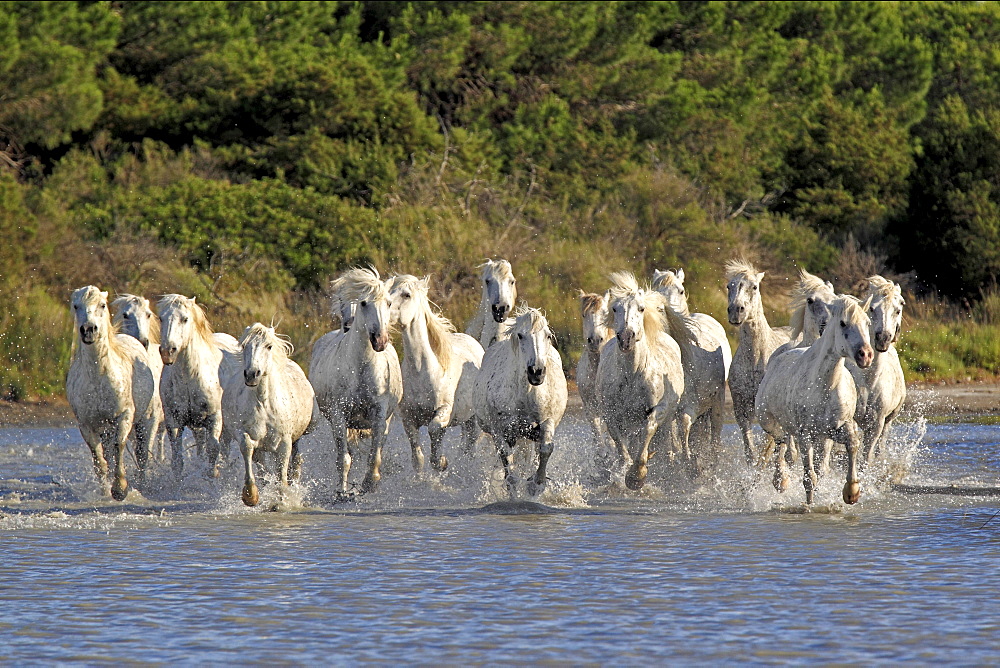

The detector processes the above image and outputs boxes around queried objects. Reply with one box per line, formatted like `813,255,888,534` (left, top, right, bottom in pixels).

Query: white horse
66,286,157,499
770,268,837,359
112,294,166,462
596,272,684,490
576,290,613,453
851,276,906,467
388,274,484,473
158,294,241,478
652,267,732,379
661,304,726,476
310,267,402,497
755,296,874,505
474,306,567,497
725,258,792,466
222,323,315,507
466,259,517,348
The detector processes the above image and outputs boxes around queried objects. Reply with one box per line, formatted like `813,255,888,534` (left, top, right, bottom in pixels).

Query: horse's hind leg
799,434,818,505
165,423,184,478
460,418,482,456
132,418,151,490
205,412,224,478
401,412,425,476
289,439,303,483
494,433,517,499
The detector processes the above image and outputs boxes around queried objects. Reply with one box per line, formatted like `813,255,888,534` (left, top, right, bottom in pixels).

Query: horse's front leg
132,416,153,490
526,419,556,497
204,411,225,478
360,407,390,494
799,434,819,505
164,413,185,478
734,401,756,466
838,422,862,505
108,409,134,501
240,433,261,506
626,403,671,490
494,432,517,499
772,434,793,492
80,424,108,489
325,410,352,499
401,411,425,476
460,417,482,456
427,402,455,472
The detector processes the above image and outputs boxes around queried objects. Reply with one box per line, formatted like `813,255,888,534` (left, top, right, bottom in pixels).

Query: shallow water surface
2,417,999,663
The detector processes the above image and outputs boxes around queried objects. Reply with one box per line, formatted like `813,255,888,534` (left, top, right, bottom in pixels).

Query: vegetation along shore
2,2,1000,402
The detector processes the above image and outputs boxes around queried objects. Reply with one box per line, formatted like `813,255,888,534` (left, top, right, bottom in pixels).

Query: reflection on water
1,416,1000,663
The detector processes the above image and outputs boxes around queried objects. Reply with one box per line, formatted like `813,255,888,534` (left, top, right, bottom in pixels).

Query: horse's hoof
242,484,260,507
334,490,357,503
111,479,128,501
842,482,861,505
773,471,790,493
360,475,380,495
625,464,647,491
432,456,448,473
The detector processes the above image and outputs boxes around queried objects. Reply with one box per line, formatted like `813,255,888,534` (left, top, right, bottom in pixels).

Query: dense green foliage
1,1,999,397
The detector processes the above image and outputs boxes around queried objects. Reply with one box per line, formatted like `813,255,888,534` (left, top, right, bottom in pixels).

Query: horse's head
578,290,611,354
651,267,688,314
830,296,874,368
387,274,429,330
480,259,517,323
606,272,664,353
790,269,837,339
239,323,291,387
725,258,764,326
512,306,556,386
112,294,158,350
158,294,209,365
332,267,393,352
866,276,905,353
71,286,111,345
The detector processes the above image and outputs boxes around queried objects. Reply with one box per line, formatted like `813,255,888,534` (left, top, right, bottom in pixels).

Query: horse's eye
638,306,645,313
517,332,523,340
267,344,272,350
402,292,410,300
807,298,814,305
73,304,78,310
841,320,847,328
360,300,368,307
147,311,153,318
181,317,189,324
679,288,685,295
752,284,758,291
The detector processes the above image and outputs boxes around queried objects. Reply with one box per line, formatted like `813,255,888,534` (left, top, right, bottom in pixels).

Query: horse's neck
76,333,125,376
802,334,849,393
739,305,777,362
176,333,222,375
401,311,442,374
343,319,378,363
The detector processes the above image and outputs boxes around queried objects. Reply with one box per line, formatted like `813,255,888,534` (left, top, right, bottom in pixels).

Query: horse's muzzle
586,336,602,354
617,330,635,352
855,345,874,369
244,369,261,386
79,325,97,345
527,365,546,386
370,332,388,352
728,305,746,325
160,346,178,365
873,331,892,353
138,337,149,350
491,304,508,323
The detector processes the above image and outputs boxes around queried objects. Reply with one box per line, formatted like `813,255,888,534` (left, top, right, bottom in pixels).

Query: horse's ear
191,295,197,304
676,268,685,282
756,272,765,283
100,291,109,301
862,295,874,312
825,280,834,291
421,275,431,290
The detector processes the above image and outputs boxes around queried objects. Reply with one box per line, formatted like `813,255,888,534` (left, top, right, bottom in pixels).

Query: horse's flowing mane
725,257,759,281
240,322,293,358
578,290,606,316
651,269,681,291
158,294,217,346
660,300,699,345
512,304,553,338
866,275,902,302
332,266,389,305
605,272,670,340
394,274,455,369
112,294,161,345
479,258,514,282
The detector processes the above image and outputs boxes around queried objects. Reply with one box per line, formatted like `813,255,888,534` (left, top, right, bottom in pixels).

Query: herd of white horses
66,257,906,508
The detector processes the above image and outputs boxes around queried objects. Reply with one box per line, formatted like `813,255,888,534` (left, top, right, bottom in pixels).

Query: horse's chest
166,376,220,425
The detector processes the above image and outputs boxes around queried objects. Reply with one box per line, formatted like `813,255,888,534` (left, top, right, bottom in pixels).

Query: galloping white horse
466,259,517,348
596,272,684,490
576,291,613,452
67,286,157,499
661,304,726,475
388,274,484,473
474,306,567,497
652,267,732,379
851,276,906,466
310,267,402,497
756,296,874,505
112,294,166,462
222,324,315,507
770,268,837,359
158,294,241,478
725,259,792,465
